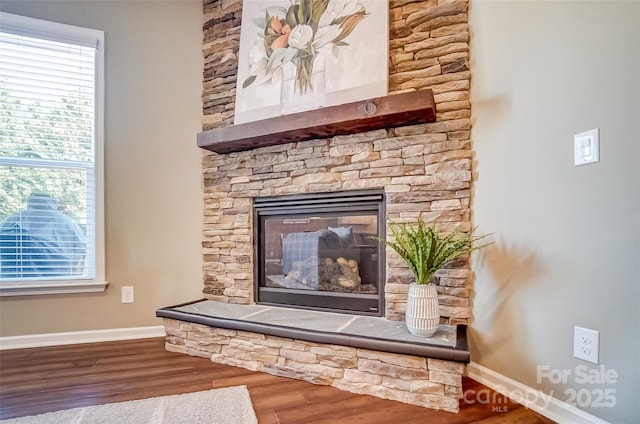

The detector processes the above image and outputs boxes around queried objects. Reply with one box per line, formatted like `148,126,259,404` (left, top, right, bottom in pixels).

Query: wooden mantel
197,89,436,154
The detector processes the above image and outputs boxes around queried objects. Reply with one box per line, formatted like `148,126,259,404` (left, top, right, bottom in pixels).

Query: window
0,13,106,295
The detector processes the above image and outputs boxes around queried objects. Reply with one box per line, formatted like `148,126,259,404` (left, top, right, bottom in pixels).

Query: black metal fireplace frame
253,189,386,316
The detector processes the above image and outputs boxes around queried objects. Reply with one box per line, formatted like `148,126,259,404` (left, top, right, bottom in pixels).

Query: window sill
0,280,109,297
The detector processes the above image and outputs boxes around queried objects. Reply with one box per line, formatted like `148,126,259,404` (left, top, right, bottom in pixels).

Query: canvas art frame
234,0,388,124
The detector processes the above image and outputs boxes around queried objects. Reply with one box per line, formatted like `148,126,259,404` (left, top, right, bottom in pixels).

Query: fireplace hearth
253,189,385,316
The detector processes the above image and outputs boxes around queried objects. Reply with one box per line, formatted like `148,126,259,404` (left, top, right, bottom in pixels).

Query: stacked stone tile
201,0,472,325
165,0,475,412
164,318,465,412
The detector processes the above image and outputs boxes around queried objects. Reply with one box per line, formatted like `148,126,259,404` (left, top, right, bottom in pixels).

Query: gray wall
0,1,204,336
470,1,640,422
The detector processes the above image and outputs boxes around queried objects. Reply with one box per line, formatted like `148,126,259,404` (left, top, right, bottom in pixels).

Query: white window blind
0,13,105,294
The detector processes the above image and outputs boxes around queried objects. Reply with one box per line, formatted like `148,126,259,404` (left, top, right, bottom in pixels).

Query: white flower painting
234,0,388,124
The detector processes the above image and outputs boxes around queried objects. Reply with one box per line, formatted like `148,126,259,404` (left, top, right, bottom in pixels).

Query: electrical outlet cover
573,326,599,364
121,286,134,304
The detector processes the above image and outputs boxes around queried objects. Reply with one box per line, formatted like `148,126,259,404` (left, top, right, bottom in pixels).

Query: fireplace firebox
253,190,385,316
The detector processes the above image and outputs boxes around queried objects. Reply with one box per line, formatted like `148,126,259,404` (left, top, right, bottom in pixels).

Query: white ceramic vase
405,283,440,337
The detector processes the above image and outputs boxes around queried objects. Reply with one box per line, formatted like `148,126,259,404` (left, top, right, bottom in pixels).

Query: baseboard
0,326,166,350
467,362,610,424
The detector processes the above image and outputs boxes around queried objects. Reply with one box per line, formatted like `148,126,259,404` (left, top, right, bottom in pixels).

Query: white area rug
1,386,258,424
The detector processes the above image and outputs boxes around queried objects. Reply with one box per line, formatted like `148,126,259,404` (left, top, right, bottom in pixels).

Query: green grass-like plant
375,221,492,285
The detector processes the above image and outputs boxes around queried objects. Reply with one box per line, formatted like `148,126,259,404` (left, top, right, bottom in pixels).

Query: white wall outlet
573,326,599,364
574,128,600,166
121,286,134,304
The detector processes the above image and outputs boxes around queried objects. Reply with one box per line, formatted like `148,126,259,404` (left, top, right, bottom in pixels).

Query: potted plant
376,221,491,337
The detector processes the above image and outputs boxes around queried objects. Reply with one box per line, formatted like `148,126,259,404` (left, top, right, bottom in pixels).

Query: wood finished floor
0,338,555,423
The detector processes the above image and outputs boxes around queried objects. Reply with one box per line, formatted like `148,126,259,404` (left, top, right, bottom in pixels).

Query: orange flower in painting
267,17,292,50
267,16,282,35
271,34,288,49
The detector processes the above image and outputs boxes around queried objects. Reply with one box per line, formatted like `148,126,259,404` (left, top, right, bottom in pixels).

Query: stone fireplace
160,0,475,413
201,0,472,323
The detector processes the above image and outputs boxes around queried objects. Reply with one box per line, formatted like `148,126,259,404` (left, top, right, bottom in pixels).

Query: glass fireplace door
254,190,385,315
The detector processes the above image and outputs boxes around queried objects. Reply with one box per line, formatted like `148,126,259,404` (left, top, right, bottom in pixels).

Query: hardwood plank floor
0,338,555,423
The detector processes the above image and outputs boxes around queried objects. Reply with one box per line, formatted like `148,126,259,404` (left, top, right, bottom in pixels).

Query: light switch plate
574,128,599,166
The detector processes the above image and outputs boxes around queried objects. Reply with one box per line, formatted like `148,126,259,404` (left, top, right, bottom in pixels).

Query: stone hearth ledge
157,299,469,362
157,300,470,413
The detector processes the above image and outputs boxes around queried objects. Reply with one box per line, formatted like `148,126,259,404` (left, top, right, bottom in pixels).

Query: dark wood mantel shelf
197,89,436,154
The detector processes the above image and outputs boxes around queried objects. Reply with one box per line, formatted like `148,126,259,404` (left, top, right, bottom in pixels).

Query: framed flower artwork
234,0,388,124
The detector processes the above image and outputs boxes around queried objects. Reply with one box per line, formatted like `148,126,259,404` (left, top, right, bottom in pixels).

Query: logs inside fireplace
253,189,385,316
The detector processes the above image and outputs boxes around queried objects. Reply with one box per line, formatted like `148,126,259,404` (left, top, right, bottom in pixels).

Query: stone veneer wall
164,318,465,412
201,0,472,325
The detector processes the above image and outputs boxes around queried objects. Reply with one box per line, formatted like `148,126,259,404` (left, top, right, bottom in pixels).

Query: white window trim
0,12,107,296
